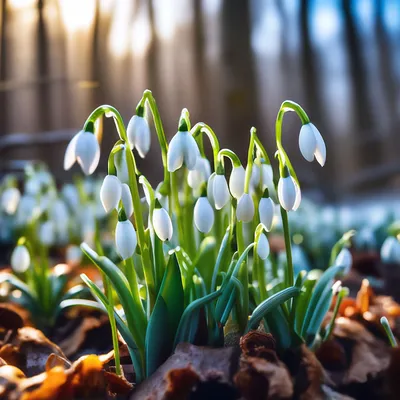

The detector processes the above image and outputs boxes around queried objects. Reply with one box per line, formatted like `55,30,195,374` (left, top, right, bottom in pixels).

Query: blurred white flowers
11,245,30,273
1,187,20,215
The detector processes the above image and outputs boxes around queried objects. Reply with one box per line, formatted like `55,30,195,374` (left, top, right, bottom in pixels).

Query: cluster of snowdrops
3,90,400,383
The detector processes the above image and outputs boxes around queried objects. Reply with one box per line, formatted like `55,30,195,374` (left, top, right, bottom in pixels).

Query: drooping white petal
299,124,317,162
229,165,245,199
194,197,214,233
152,208,173,241
115,147,130,184
259,197,275,231
64,132,79,170
335,247,352,273
257,233,270,260
39,221,55,246
292,180,302,211
75,131,101,175
311,123,326,166
167,132,184,172
381,237,400,264
1,187,21,215
213,174,230,210
188,158,211,189
121,184,133,218
66,245,82,267
115,220,137,260
11,245,30,273
207,173,216,206
127,115,151,158
278,176,297,211
183,131,200,170
260,164,274,191
236,193,255,222
250,164,260,188
100,175,122,213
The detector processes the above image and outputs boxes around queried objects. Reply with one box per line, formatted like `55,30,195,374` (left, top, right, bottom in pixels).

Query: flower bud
229,165,245,199
299,123,326,166
236,193,255,222
127,115,151,158
194,197,214,233
257,233,270,260
11,245,30,273
1,187,20,215
259,196,275,231
100,175,122,213
278,171,301,211
115,220,137,260
335,247,352,274
381,237,400,264
120,184,133,218
213,174,230,210
152,207,173,241
260,164,274,191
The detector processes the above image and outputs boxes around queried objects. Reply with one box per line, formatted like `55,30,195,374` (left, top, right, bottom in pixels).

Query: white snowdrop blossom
1,187,20,215
188,157,211,189
152,207,173,241
211,174,230,210
167,130,200,172
381,237,400,264
334,247,352,274
100,175,122,213
236,193,255,222
121,184,133,218
127,115,151,158
194,197,214,233
115,220,137,260
299,123,326,166
278,173,301,211
229,165,245,199
11,245,30,274
257,233,270,260
259,197,275,231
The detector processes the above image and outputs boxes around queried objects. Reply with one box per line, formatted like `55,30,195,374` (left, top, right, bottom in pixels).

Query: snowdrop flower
260,164,274,190
299,123,326,166
167,129,200,172
1,187,20,215
11,245,30,273
188,157,211,189
39,221,55,246
64,127,100,175
257,233,270,260
121,184,133,218
209,173,230,210
16,195,37,226
381,237,400,264
277,168,301,211
335,247,352,273
194,196,214,233
127,115,151,158
236,193,255,222
115,219,137,260
25,178,41,196
100,175,122,213
152,204,173,241
259,193,275,231
66,245,82,267
229,165,245,199
62,184,80,210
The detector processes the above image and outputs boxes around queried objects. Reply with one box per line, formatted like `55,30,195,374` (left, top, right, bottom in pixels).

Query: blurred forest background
1,0,400,203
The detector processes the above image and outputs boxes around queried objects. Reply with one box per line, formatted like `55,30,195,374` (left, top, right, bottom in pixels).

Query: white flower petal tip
66,245,82,267
188,158,211,189
259,197,275,231
11,245,30,273
213,174,231,210
127,115,151,158
194,197,214,233
207,174,215,206
381,237,400,264
229,165,245,199
1,187,21,215
115,220,137,260
152,208,173,241
100,175,122,213
278,175,300,211
167,131,200,172
257,233,270,260
64,130,100,175
236,193,255,222
335,248,352,274
299,123,326,166
121,184,134,218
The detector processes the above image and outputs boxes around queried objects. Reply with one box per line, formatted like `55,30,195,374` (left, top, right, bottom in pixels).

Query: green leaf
211,227,232,292
153,230,166,292
300,265,345,337
145,295,169,377
174,289,222,347
80,243,146,351
294,278,316,335
195,237,217,292
323,287,349,342
0,273,37,303
289,270,307,325
246,286,299,332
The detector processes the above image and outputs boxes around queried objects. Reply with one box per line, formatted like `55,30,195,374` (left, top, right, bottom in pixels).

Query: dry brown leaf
298,346,325,400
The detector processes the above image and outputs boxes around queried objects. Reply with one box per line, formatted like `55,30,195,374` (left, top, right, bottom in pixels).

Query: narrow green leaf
0,273,37,303
294,278,316,335
211,227,232,292
329,230,356,266
246,286,299,332
323,287,349,342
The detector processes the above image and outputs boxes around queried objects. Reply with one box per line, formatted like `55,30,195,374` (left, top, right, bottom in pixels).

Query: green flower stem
192,123,222,172
95,225,122,376
137,90,170,195
381,316,398,348
218,149,242,168
170,171,186,250
39,244,50,315
280,206,293,288
236,220,248,331
254,224,267,301
84,106,156,313
183,171,196,258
